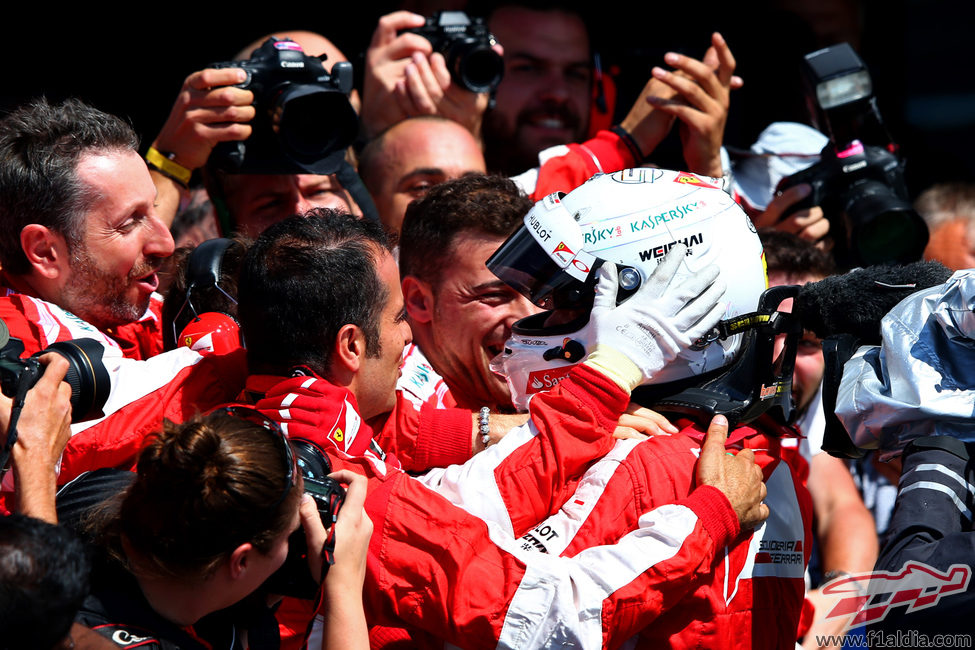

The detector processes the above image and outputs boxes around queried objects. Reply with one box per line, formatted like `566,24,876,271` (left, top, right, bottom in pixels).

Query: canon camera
777,42,928,269
0,319,110,424
208,37,359,175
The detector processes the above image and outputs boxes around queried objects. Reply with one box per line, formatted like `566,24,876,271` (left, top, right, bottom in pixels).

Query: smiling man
381,174,537,470
482,3,592,176
0,97,253,510
0,97,175,360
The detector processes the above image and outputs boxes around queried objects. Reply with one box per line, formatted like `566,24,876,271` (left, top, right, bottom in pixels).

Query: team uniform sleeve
520,130,637,201
374,391,474,473
359,452,740,650
414,363,629,538
57,349,247,484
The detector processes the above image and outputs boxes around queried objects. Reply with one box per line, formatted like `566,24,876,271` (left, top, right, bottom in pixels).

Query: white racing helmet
489,168,789,418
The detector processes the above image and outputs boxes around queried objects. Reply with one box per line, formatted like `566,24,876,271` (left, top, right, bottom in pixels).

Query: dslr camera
0,319,110,424
0,317,111,470
406,11,505,94
777,42,928,269
208,37,359,175
263,438,345,599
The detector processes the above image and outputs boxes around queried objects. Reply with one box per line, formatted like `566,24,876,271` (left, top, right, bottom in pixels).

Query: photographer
0,354,72,522
65,410,370,649
360,8,741,198
733,121,832,245
151,32,370,239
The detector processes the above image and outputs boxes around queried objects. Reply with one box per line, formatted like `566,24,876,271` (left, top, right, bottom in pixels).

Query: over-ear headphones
171,237,244,355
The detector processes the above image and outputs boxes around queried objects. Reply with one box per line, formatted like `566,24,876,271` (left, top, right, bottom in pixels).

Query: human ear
401,276,434,324
20,225,69,280
333,323,366,374
228,542,254,579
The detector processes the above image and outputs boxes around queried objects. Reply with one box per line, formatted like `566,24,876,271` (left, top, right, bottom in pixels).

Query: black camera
406,11,504,94
777,42,928,269
208,37,359,175
0,319,110,424
263,439,345,599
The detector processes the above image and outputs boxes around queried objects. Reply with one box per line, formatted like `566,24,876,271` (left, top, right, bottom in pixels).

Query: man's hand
152,68,256,172
254,375,350,452
2,354,73,522
617,76,679,161
473,412,530,452
753,183,831,245
647,32,738,178
360,11,493,140
614,403,679,440
585,244,727,391
696,414,769,530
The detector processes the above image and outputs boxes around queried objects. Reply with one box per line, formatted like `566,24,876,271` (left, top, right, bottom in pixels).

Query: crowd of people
1,3,974,650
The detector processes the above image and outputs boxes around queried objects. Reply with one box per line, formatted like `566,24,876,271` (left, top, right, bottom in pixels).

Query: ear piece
172,238,242,355
178,312,242,356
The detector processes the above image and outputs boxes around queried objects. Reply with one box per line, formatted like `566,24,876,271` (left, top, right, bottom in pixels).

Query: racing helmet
488,168,793,423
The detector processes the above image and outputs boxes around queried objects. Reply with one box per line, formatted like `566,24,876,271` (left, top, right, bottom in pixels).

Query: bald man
237,30,360,112
358,115,487,234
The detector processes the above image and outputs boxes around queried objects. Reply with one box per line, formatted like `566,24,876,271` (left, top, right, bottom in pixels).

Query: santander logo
526,366,575,394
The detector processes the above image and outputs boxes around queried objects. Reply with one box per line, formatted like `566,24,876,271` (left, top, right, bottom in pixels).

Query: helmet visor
487,227,593,310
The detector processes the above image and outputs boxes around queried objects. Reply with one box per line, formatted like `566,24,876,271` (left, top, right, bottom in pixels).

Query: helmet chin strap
641,284,803,430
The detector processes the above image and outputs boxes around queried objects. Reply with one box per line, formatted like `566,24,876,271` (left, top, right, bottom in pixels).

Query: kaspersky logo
823,561,971,628
526,366,574,394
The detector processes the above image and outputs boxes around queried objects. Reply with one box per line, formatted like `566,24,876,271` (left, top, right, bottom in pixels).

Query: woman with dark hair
70,409,371,649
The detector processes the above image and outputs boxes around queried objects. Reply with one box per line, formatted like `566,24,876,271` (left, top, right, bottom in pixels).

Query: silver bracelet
479,406,491,447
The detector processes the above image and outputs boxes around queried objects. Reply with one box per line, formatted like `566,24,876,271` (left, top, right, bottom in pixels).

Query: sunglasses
217,405,299,512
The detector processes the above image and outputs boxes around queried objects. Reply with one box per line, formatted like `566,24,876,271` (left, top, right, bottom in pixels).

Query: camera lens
273,86,356,159
43,339,110,422
453,44,505,94
843,181,928,265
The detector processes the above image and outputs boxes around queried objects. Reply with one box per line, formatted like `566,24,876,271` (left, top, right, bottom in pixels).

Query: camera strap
335,161,380,223
0,360,42,474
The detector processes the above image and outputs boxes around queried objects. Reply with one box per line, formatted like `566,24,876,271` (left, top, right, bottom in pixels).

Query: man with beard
482,3,593,176
0,97,174,360
0,97,244,501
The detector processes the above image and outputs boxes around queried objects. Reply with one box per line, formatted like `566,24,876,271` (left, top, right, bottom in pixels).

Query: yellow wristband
145,146,192,187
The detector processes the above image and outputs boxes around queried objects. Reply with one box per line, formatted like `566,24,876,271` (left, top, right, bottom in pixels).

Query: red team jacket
248,362,805,649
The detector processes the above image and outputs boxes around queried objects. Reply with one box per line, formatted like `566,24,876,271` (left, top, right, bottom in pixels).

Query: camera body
263,438,345,599
777,140,923,267
0,320,110,424
209,37,358,175
777,42,928,269
406,11,504,94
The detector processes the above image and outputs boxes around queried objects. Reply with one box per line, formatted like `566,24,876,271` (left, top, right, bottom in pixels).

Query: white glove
585,243,727,391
